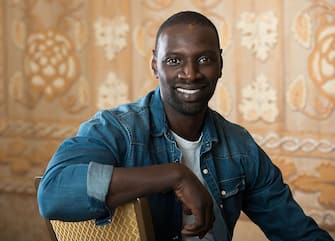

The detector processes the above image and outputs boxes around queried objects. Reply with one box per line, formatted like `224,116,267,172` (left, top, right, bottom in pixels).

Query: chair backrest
34,176,156,241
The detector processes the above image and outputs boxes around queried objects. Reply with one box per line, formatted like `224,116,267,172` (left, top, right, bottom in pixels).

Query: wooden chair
34,176,155,241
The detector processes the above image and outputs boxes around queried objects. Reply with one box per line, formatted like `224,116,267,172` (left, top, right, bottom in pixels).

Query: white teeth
177,88,200,94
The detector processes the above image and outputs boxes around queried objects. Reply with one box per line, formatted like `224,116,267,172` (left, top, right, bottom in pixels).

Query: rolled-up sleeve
87,162,114,202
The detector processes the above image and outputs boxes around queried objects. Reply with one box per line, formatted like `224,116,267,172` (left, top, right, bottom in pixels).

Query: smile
176,88,201,94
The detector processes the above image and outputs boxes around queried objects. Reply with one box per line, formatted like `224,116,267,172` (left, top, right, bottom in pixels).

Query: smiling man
152,19,222,142
37,11,333,241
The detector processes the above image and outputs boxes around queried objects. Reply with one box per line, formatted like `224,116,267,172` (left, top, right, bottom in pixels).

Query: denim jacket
38,87,333,241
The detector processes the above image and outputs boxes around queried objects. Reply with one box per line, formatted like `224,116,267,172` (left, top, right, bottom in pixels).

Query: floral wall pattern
0,1,334,240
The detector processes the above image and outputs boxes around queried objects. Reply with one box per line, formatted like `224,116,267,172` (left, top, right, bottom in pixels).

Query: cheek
157,65,168,79
201,64,221,77
158,68,177,82
203,70,221,83
159,82,173,103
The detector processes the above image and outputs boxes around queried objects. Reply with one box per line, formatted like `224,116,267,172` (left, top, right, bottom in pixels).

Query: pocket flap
219,176,246,199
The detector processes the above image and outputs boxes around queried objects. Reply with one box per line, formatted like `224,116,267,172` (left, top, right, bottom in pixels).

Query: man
38,11,333,241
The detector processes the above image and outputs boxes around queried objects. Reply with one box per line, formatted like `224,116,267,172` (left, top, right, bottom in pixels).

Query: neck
165,109,206,141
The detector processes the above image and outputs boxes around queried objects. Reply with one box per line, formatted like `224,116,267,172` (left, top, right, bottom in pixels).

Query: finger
181,223,208,238
181,213,206,236
188,207,214,238
182,204,192,215
192,211,205,231
181,225,201,237
184,209,192,215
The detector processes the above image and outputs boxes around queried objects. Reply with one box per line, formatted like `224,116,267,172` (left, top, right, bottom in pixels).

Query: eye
198,56,211,64
164,57,182,66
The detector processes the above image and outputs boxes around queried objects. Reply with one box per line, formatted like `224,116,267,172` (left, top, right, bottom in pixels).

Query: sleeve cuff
87,162,114,202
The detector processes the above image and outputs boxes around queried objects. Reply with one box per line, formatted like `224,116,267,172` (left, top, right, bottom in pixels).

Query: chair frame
34,176,155,241
133,197,156,241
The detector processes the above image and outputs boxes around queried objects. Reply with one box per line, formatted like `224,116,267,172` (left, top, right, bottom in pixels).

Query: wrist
168,163,188,189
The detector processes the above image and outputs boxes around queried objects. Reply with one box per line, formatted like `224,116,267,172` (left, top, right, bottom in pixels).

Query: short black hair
154,11,221,49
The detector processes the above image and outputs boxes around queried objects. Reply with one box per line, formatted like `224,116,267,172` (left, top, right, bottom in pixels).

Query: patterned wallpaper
0,0,334,240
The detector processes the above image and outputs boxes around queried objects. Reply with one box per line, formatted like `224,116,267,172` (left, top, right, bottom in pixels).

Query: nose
178,61,200,81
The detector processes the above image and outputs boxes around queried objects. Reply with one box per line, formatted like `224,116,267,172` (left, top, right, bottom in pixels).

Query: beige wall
0,0,334,240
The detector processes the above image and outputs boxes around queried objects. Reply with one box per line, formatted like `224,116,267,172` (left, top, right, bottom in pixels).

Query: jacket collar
149,86,168,137
149,86,219,144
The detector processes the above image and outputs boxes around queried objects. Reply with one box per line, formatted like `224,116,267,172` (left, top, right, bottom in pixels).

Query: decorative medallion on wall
94,16,129,61
9,0,89,113
289,1,335,120
97,72,130,109
287,75,308,112
12,30,80,106
308,22,335,101
292,11,312,48
237,11,278,62
239,73,278,122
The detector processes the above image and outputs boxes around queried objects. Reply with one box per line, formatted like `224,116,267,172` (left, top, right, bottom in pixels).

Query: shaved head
154,11,221,50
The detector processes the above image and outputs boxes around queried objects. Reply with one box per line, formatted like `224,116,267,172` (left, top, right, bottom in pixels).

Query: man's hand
107,163,215,238
174,164,215,238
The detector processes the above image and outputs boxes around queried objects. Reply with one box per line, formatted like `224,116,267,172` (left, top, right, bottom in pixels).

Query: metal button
221,190,226,196
220,204,224,209
202,168,209,174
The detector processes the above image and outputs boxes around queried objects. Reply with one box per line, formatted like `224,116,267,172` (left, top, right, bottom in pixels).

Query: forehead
156,24,220,53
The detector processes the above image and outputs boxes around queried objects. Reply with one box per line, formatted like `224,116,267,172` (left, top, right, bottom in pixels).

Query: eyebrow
163,50,220,56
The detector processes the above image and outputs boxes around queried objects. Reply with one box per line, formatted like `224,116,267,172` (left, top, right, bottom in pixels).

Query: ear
218,48,223,78
151,49,159,79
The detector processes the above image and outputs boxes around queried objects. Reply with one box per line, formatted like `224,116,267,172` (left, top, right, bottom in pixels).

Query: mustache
173,77,210,86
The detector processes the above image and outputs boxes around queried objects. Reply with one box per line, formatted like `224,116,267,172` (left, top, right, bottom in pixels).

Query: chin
178,103,208,116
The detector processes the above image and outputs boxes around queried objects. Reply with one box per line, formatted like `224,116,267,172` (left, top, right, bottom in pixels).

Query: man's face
152,24,223,116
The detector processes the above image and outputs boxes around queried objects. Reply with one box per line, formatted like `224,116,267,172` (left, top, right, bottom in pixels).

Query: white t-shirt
171,131,215,241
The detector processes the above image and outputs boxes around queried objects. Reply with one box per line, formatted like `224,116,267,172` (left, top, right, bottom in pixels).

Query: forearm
106,163,183,208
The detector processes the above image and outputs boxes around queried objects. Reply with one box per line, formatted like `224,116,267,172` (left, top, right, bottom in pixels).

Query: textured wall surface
0,0,334,240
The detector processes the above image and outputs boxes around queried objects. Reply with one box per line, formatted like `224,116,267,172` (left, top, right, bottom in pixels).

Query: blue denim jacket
38,87,333,241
